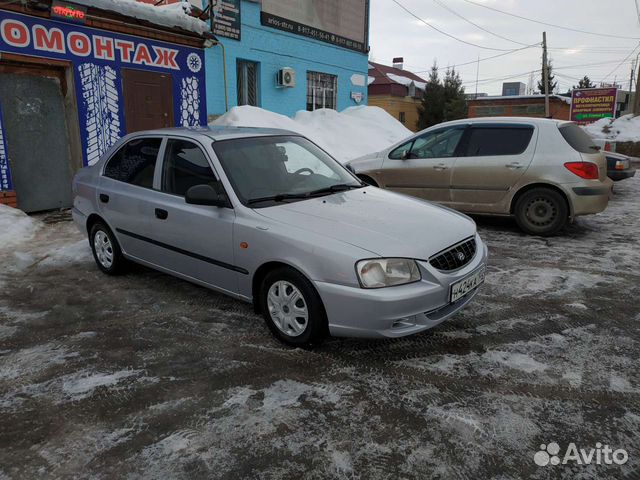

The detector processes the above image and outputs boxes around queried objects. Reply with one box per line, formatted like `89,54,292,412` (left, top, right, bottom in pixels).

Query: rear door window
161,139,218,196
558,123,600,154
104,137,162,188
463,126,534,157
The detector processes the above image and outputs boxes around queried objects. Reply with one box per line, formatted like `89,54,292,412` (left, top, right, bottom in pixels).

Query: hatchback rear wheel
90,222,127,275
514,187,568,236
259,267,328,347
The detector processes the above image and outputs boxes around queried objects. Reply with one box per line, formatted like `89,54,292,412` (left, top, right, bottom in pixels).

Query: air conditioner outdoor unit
276,67,296,88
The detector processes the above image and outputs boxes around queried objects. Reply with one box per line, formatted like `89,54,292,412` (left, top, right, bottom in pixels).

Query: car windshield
212,135,362,207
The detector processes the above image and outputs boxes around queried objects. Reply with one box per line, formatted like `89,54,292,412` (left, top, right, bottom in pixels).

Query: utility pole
474,54,479,99
542,31,550,118
635,56,640,115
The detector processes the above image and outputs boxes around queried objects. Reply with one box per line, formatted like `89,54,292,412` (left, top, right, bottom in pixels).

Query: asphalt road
1,176,639,479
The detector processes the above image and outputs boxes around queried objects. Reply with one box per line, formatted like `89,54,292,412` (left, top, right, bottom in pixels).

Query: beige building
368,59,427,132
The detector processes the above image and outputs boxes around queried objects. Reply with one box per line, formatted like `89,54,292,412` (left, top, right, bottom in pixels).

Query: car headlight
356,258,421,288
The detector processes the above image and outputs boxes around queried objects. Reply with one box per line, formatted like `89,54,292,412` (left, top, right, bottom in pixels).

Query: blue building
205,0,370,118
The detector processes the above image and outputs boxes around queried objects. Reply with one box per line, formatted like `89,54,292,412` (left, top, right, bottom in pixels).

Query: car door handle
99,194,109,203
155,208,168,220
506,162,523,169
433,163,449,171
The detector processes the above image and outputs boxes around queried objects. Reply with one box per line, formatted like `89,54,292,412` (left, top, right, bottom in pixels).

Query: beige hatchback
346,117,612,236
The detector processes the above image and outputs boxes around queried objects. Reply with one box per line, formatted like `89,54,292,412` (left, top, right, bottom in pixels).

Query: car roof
129,126,300,142
436,117,571,128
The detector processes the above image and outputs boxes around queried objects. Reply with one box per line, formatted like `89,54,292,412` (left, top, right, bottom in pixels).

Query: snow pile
583,114,640,142
386,73,426,90
211,106,412,163
0,204,40,250
73,0,210,35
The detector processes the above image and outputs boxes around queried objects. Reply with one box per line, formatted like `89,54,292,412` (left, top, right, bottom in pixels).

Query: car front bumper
315,237,489,339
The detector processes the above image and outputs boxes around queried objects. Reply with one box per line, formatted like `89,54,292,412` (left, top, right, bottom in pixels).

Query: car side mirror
400,150,409,160
345,164,356,174
185,184,231,208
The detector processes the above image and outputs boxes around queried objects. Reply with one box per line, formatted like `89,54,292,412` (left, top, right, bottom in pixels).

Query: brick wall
468,97,571,120
0,191,17,208
615,142,640,158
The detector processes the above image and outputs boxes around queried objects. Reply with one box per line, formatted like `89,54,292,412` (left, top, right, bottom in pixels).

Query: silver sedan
72,127,488,346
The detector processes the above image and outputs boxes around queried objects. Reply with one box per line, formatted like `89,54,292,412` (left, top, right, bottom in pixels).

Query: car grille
429,237,476,272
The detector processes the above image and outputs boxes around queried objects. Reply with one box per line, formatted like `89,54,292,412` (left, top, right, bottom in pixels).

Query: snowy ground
1,177,639,478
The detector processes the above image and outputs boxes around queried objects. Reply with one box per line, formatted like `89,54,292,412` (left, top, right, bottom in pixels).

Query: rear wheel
89,222,127,275
514,188,568,236
259,267,328,347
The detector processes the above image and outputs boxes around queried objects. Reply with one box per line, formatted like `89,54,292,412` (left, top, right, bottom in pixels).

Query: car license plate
450,267,485,303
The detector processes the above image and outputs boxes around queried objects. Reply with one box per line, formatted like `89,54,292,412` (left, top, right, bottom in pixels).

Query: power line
414,44,540,72
430,0,532,47
461,0,640,41
460,58,639,87
390,0,516,51
602,43,640,81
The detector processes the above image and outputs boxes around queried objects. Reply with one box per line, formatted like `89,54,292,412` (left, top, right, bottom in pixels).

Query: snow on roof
583,113,640,142
471,94,572,105
73,0,210,35
386,73,426,90
368,76,375,86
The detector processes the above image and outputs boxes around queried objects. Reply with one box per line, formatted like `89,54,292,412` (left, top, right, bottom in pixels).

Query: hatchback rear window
558,123,599,153
463,126,534,157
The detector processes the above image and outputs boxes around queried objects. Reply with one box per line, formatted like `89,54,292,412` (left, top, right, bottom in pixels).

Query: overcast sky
369,0,640,95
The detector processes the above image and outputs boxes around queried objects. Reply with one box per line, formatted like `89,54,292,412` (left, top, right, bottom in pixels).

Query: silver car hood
255,187,477,259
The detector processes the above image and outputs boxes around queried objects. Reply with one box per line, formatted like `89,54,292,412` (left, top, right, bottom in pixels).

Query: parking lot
1,175,639,479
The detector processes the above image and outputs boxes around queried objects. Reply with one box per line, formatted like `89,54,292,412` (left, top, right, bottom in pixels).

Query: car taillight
564,162,599,180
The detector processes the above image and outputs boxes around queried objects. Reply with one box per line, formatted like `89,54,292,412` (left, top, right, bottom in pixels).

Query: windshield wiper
306,183,364,196
247,193,311,205
247,184,363,205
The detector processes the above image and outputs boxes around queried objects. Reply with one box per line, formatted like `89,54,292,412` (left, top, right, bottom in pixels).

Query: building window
307,71,337,111
399,112,406,124
475,106,507,117
237,60,258,107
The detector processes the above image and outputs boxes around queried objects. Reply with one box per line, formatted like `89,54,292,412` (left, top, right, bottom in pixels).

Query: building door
122,69,173,133
0,69,73,212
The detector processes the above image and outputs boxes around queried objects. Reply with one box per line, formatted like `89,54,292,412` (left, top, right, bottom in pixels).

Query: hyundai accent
72,127,488,346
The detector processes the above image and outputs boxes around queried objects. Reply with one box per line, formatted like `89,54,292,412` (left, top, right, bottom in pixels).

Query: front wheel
514,188,568,236
259,267,328,347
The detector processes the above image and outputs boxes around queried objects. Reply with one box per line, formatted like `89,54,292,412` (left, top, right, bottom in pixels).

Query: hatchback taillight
564,162,599,180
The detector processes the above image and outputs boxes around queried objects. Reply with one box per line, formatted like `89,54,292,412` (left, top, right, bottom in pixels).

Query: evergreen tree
417,61,445,129
537,60,558,94
443,67,468,121
573,75,595,89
